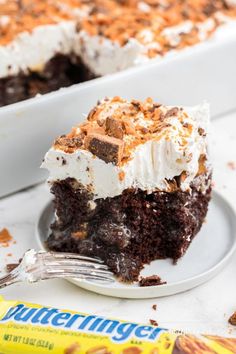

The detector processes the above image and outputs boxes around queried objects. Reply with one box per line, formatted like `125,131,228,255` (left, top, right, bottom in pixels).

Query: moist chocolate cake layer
0,54,95,107
47,177,211,282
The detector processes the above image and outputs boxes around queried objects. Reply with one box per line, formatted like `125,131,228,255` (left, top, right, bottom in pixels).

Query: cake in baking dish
42,97,212,282
0,0,236,107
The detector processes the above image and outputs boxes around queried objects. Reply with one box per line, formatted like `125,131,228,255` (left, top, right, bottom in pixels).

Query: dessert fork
0,249,114,289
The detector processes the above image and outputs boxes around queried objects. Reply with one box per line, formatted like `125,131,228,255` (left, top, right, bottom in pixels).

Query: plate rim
35,191,236,298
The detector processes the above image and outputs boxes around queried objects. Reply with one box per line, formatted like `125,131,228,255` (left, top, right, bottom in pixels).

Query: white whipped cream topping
42,103,210,200
74,31,143,76
0,21,76,79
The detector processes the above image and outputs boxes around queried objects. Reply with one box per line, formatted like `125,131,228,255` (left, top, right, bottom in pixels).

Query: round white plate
36,191,236,299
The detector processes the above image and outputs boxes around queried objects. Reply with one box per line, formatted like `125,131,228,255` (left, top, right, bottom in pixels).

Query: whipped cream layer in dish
0,22,76,79
0,0,236,79
42,97,211,200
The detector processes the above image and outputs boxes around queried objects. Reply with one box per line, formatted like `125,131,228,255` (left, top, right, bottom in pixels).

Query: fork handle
0,272,20,289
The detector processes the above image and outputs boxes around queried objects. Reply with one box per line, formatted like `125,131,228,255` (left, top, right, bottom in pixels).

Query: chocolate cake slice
42,97,212,282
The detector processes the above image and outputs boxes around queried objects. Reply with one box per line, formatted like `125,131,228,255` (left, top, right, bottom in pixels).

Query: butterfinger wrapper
0,297,235,353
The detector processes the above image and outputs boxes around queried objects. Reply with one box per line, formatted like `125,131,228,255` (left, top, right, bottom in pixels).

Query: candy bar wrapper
0,297,235,354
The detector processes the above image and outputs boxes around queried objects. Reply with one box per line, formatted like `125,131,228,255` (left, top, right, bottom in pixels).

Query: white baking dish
1,33,236,198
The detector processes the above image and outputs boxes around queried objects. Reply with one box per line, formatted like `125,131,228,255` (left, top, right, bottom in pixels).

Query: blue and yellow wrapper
0,296,235,353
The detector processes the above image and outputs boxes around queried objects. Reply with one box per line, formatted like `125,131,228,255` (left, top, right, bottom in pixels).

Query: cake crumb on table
139,275,167,287
227,161,236,170
0,228,13,247
152,304,157,311
149,319,158,326
229,311,236,326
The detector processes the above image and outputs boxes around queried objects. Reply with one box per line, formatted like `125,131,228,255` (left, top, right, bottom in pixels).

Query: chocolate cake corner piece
139,275,167,287
85,133,124,165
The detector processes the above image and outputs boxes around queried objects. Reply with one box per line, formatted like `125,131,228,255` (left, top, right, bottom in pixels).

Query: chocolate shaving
85,133,124,165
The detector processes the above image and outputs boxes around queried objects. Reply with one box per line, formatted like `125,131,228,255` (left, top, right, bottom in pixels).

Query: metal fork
0,249,114,289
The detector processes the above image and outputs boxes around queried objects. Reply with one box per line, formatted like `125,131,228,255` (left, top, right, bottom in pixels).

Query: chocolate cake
1,0,236,107
42,97,212,282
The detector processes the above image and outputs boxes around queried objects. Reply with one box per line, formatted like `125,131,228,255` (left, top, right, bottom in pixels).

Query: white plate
36,191,236,299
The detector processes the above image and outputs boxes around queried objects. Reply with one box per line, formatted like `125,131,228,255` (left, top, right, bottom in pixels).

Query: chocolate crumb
149,319,158,326
152,304,157,311
229,312,236,326
139,275,167,287
164,107,179,118
198,127,206,136
62,157,67,165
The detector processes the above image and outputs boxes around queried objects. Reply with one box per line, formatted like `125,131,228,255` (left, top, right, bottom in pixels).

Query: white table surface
0,111,236,337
